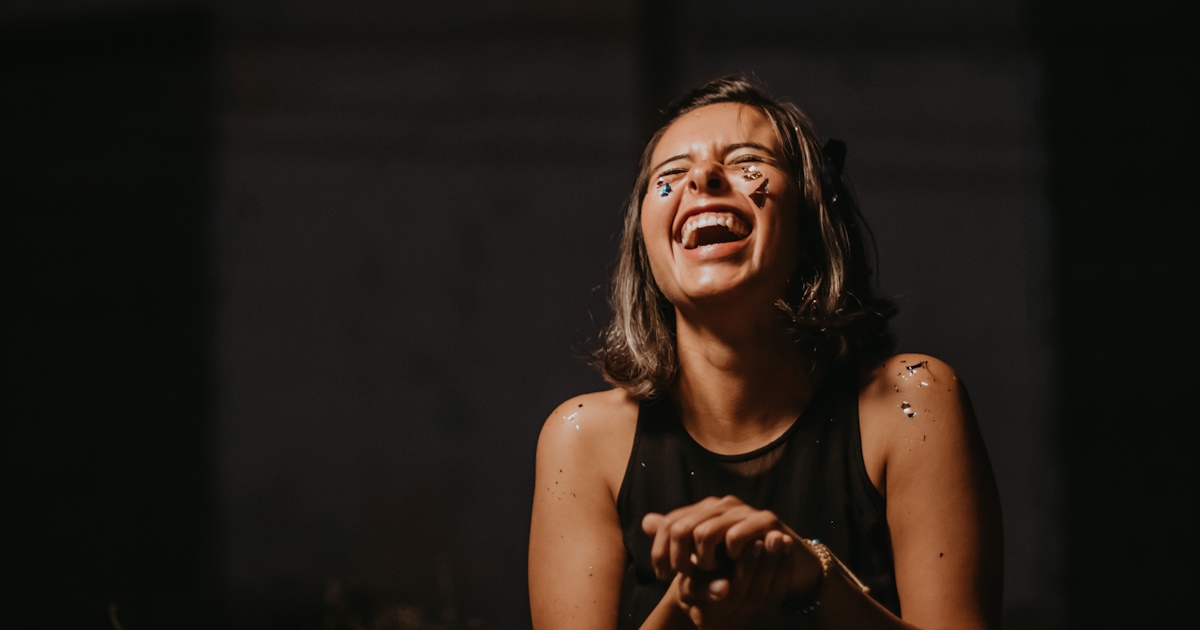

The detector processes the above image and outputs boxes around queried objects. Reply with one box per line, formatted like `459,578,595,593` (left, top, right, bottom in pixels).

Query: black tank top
615,368,900,628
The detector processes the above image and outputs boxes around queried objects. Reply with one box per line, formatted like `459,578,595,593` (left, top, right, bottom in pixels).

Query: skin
528,103,1003,629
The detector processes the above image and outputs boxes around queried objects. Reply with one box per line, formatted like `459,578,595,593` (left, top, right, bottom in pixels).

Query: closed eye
655,167,689,182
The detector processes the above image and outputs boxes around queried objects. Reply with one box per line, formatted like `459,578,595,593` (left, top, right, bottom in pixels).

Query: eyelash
656,156,765,180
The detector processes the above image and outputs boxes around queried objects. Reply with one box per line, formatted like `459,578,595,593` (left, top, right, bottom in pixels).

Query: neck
669,310,824,454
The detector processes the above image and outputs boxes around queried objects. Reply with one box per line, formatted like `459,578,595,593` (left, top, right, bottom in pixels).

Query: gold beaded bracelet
786,538,871,615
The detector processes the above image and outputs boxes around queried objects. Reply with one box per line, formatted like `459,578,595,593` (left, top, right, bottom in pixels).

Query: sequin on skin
901,360,930,387
750,178,769,208
900,402,916,418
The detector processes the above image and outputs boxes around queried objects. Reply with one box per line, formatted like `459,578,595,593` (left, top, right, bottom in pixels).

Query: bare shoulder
536,388,641,501
858,353,980,490
539,388,641,447
858,354,1003,627
859,353,969,416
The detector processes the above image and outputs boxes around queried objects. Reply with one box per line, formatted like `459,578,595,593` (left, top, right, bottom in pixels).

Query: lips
679,211,751,250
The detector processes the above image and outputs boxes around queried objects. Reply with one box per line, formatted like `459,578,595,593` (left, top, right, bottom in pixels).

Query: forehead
651,102,777,162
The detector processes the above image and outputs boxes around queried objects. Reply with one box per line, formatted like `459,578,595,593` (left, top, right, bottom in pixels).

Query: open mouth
680,213,750,250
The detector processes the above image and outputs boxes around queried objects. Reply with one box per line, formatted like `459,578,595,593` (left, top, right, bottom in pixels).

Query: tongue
690,224,745,249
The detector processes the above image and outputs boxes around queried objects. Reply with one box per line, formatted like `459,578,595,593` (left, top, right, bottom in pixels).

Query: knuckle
668,521,692,538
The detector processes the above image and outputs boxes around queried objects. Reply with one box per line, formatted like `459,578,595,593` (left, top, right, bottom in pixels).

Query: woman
528,75,1003,630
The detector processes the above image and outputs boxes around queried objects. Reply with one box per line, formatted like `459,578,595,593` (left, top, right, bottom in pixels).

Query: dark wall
6,8,219,630
1033,1,1195,627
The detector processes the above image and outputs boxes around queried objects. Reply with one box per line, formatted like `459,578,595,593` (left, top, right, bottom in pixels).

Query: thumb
642,512,665,535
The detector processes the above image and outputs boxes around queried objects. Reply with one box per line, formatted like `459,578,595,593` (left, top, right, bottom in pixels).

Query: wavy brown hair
590,75,897,399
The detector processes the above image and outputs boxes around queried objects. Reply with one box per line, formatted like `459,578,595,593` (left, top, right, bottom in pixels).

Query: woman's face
641,102,800,315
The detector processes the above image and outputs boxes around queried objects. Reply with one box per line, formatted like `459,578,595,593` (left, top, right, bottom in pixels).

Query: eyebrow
649,142,776,174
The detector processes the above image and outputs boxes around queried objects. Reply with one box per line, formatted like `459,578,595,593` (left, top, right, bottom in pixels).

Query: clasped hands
641,495,822,629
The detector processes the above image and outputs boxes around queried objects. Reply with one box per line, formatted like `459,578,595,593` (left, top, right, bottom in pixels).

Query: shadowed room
6,1,1192,629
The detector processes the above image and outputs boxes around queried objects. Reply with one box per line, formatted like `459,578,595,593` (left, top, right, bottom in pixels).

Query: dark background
5,1,1193,629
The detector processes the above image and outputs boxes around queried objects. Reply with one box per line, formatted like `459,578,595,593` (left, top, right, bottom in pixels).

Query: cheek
639,198,671,249
764,193,804,268
638,205,676,288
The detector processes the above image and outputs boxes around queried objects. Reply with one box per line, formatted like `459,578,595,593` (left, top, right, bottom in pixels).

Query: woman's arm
530,390,689,629
859,353,1005,630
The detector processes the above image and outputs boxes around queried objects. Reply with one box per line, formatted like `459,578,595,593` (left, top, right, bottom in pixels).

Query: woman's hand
642,496,822,629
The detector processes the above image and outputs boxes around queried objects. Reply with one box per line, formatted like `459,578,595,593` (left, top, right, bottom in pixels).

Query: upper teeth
680,213,750,248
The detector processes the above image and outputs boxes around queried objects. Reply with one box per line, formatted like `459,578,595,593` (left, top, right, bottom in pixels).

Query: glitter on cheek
750,178,769,208
900,402,916,418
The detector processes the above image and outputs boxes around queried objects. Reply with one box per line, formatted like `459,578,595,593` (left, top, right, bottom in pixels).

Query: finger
666,517,700,575
669,495,750,571
661,501,727,573
649,498,738,577
691,506,752,570
646,512,682,580
763,529,795,554
642,512,664,536
651,508,720,578
678,572,716,606
724,511,794,559
743,540,785,608
728,538,764,600
706,577,730,602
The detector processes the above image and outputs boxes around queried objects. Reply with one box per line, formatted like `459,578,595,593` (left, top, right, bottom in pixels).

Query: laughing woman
528,75,1003,630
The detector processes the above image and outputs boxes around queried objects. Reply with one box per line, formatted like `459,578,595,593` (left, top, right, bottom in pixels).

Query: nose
687,161,727,193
